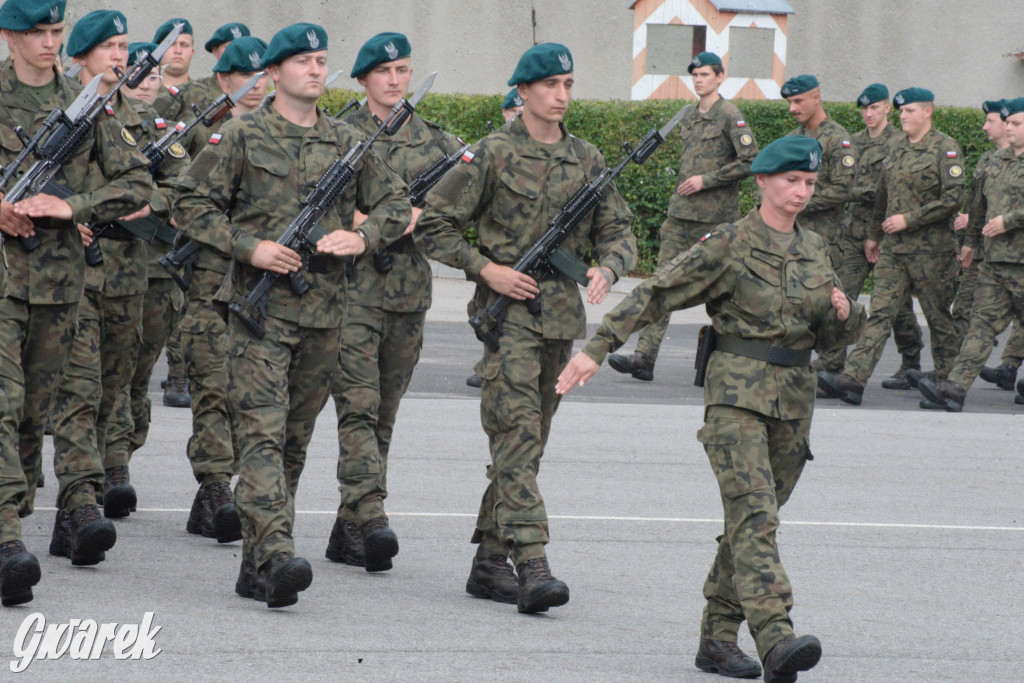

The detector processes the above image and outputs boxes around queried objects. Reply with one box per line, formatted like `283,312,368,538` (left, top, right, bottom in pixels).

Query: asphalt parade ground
2,268,1021,681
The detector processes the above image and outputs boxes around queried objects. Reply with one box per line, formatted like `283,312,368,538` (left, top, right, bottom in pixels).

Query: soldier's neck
521,111,563,144
995,138,1010,151
803,108,827,131
758,204,795,233
10,55,54,87
906,122,931,144
697,92,720,113
866,121,888,138
162,71,189,88
1011,142,1024,156
366,98,401,130
272,93,318,127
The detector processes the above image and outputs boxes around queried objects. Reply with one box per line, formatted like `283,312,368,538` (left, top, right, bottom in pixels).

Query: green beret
350,32,411,78
0,0,65,31
261,23,327,68
892,87,934,108
982,99,1007,115
856,83,888,107
128,41,156,67
213,36,267,74
1000,97,1024,120
501,87,523,110
687,51,721,74
66,10,126,58
750,135,822,174
780,74,819,98
153,18,191,45
508,42,573,86
204,22,249,53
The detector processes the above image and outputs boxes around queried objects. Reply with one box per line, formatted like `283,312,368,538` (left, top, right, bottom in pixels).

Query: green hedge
320,89,991,276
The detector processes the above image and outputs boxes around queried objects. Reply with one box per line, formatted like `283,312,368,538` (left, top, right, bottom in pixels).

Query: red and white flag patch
946,151,958,158
169,85,179,95
842,140,851,147
700,232,712,242
104,104,115,116
174,121,186,132
736,120,746,127
154,117,166,129
461,149,475,164
209,133,223,145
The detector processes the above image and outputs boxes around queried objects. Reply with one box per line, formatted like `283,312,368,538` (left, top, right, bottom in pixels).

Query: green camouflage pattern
583,210,866,420
948,263,1024,390
152,83,186,121
176,75,222,115
965,146,1024,264
418,115,637,341
666,98,757,223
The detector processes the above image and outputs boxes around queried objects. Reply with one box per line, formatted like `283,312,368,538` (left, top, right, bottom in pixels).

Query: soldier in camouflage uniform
0,0,152,595
608,51,757,383
781,74,855,269
418,43,637,614
817,83,924,391
326,33,461,573
174,23,409,608
175,22,250,117
819,88,964,405
557,136,865,682
918,98,1024,411
150,18,191,121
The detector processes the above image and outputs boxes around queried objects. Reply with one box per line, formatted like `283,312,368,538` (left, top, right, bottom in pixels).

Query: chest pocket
735,250,783,317
239,146,292,207
904,156,939,190
786,262,832,323
490,166,542,231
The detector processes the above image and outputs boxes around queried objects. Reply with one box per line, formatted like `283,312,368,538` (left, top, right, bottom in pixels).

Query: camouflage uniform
331,105,460,525
173,101,409,570
818,123,923,373
579,210,865,661
152,82,186,122
418,115,637,565
177,74,222,114
787,117,855,267
0,60,153,538
633,98,757,363
843,128,965,384
948,147,1024,389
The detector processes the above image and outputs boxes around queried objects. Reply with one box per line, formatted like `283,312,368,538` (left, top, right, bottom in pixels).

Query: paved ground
2,270,1021,681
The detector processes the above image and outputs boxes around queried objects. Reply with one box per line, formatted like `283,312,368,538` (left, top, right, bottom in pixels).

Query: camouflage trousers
226,315,338,570
331,305,424,525
952,262,1024,369
164,297,186,379
52,290,143,511
182,271,236,485
948,263,1024,390
472,322,573,566
0,298,77,543
635,217,716,363
845,251,959,384
698,404,810,662
818,234,923,373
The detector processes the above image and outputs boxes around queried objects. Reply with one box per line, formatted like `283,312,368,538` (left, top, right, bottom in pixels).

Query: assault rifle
0,23,182,253
468,104,689,352
229,72,437,339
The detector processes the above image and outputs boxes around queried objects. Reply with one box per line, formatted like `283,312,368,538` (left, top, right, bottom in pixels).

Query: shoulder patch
842,140,851,147
949,165,963,177
168,143,187,159
120,128,137,146
700,232,712,242
740,134,753,146
842,155,855,167
209,133,223,145
946,151,958,158
104,104,115,116
154,117,167,130
736,120,746,127
460,149,476,164
169,85,180,96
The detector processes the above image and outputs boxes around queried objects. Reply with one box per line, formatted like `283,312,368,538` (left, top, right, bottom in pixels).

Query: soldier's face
357,57,412,110
898,103,931,137
786,90,819,124
218,70,268,109
520,73,573,124
1004,113,1024,150
271,50,327,103
211,43,227,60
502,106,523,123
123,70,161,104
2,23,64,71
757,171,817,217
690,65,723,97
982,112,1006,143
77,35,129,87
161,34,194,76
860,101,890,130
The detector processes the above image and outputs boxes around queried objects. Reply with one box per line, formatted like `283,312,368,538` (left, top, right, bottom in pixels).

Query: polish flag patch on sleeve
169,85,179,95
461,149,475,164
736,120,746,127
104,104,115,116
946,151,958,158
209,133,223,145
700,232,712,242
174,121,186,132
842,140,851,147
154,117,166,129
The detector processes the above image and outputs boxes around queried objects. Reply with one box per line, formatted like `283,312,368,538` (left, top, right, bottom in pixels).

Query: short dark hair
709,64,724,76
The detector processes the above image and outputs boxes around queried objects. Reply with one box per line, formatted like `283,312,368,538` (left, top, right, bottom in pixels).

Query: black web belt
715,334,811,367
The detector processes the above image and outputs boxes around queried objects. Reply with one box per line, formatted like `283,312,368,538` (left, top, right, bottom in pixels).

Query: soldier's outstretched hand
317,229,367,257
556,351,599,395
12,193,72,221
480,262,539,300
830,287,850,321
586,266,613,304
982,215,1006,237
0,198,34,238
251,240,302,273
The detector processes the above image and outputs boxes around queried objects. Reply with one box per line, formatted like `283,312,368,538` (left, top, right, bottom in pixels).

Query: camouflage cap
750,135,822,174
687,51,722,74
153,18,191,44
1000,97,1024,120
892,87,934,108
501,87,523,110
0,0,65,31
66,10,126,58
508,42,573,86
857,83,888,107
350,32,411,78
982,99,1007,115
128,41,156,67
780,74,819,98
213,36,268,74
204,22,249,53
261,23,327,68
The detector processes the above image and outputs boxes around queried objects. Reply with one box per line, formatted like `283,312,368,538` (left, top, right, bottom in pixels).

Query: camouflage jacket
152,83,186,122
960,147,1003,260
964,146,1024,264
344,104,460,312
869,127,965,254
177,75,221,114
0,60,154,304
180,111,236,277
418,115,637,340
173,101,410,329
787,116,856,244
666,97,757,223
582,209,865,420
842,123,903,243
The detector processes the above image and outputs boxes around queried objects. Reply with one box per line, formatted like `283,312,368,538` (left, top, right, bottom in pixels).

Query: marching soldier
150,17,192,122
178,21,251,116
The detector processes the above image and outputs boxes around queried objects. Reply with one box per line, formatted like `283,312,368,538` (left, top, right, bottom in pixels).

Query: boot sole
880,379,912,390
266,560,313,608
466,578,518,604
212,504,243,544
186,518,217,538
104,485,137,519
72,521,117,566
918,382,963,413
816,373,862,405
517,580,570,613
1,554,42,607
694,653,761,679
364,530,399,573
325,546,366,567
235,579,266,601
765,636,822,683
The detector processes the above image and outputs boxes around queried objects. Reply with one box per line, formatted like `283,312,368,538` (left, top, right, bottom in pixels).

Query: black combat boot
235,552,266,601
918,377,966,412
0,540,41,607
607,352,655,381
205,481,242,543
979,363,1018,391
761,635,822,683
37,471,44,488
816,371,864,405
49,505,116,566
103,466,136,518
325,518,366,566
880,364,917,390
515,557,569,614
1016,379,1024,405
163,376,191,408
466,548,518,604
361,517,398,573
186,486,215,538
918,398,944,410
695,638,762,679
466,373,483,388
905,368,937,389
260,553,312,608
